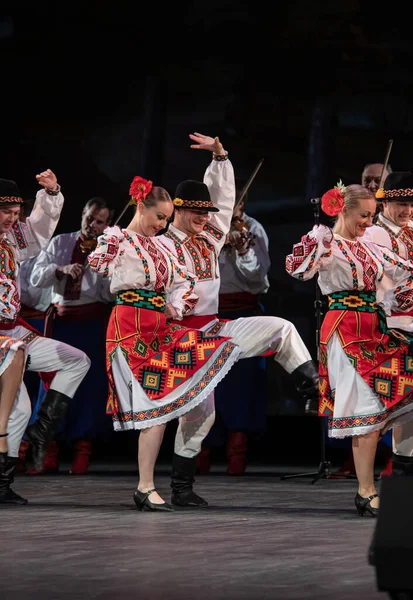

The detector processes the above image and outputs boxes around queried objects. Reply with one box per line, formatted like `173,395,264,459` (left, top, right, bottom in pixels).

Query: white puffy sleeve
12,188,64,261
88,226,125,277
202,155,236,251
285,224,334,281
376,246,413,316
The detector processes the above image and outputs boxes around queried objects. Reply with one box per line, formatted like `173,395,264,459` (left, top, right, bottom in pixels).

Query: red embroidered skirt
105,290,241,428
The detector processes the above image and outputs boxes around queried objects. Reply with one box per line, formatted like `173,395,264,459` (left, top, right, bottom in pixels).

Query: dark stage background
2,1,413,466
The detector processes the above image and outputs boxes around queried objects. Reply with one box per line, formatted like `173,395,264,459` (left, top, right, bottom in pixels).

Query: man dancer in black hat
158,132,319,508
363,171,413,476
0,171,90,505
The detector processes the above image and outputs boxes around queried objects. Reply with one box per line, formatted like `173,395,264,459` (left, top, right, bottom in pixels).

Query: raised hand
189,132,225,155
36,169,58,191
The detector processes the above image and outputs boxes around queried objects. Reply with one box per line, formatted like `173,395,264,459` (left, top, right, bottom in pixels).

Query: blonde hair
333,184,375,229
139,186,172,209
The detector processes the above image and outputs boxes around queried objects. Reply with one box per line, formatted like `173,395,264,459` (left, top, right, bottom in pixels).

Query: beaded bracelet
45,183,61,196
213,153,228,162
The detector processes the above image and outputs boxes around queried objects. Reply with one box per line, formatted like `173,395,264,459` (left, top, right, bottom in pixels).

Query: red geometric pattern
339,239,378,290
319,305,413,419
105,304,236,414
285,232,330,279
11,221,27,250
0,241,16,280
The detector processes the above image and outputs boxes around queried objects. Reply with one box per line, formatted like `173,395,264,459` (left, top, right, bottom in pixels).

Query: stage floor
2,463,383,600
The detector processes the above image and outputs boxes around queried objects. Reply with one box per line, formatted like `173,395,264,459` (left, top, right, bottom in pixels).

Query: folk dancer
286,182,413,516
0,172,90,503
88,177,242,512
0,336,27,503
158,132,319,508
196,180,271,475
363,171,413,476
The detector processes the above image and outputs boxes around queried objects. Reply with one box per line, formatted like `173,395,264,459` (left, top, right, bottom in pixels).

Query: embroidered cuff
46,184,61,196
213,153,228,162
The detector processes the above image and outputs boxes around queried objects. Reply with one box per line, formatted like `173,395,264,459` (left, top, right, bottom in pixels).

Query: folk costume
200,213,271,474
87,225,242,433
0,178,90,503
29,229,115,472
286,216,413,440
363,171,413,473
157,153,318,504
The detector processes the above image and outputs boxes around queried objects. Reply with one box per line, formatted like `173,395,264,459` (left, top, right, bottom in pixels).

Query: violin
79,238,98,255
225,216,255,250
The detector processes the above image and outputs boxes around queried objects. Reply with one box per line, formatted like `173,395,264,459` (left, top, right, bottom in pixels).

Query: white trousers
393,418,413,457
7,332,91,458
175,315,312,458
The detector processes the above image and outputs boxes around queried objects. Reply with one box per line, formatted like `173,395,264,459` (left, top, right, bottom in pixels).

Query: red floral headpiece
129,176,153,205
321,180,346,217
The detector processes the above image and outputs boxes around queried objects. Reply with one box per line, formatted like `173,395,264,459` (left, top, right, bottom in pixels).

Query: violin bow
235,158,265,207
378,139,393,190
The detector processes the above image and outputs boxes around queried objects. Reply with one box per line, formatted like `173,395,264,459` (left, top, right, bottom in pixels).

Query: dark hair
83,196,115,224
362,162,393,175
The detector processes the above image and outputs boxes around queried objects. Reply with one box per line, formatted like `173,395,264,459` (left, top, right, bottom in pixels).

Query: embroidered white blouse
285,224,413,317
88,226,199,319
157,156,236,316
0,188,64,324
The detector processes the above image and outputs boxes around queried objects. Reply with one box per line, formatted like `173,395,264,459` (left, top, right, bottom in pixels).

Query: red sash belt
19,304,46,321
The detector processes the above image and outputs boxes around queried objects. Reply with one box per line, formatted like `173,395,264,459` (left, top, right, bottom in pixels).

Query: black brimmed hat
173,180,218,212
376,171,413,201
0,179,24,208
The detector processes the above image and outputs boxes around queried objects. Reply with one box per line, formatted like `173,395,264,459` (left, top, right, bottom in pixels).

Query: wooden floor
2,462,386,600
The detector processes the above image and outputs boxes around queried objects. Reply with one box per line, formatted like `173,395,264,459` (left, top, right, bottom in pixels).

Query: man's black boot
290,360,319,415
171,453,208,507
392,453,413,476
0,457,28,505
26,389,71,472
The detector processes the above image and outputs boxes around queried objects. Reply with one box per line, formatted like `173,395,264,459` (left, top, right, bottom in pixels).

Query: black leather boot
290,360,319,415
392,453,413,476
0,457,28,505
0,432,8,474
170,453,208,507
26,389,71,472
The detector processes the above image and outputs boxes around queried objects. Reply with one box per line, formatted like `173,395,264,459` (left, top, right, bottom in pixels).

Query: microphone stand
280,197,332,484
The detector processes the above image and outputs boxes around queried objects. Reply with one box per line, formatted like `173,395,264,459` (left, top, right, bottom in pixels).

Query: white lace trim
112,344,243,431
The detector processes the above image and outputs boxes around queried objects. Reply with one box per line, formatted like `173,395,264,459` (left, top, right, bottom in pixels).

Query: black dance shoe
355,492,379,517
133,488,175,512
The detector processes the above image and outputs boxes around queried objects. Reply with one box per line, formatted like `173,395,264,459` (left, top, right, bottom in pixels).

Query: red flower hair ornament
321,180,346,217
129,176,153,206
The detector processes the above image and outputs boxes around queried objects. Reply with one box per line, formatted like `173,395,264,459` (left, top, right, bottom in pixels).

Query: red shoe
15,440,30,473
196,448,211,474
328,453,357,479
69,440,92,474
226,431,248,476
379,455,393,478
26,440,59,475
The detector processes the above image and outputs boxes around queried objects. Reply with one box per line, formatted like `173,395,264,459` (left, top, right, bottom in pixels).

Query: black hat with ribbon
376,171,413,201
0,179,24,208
173,180,218,212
